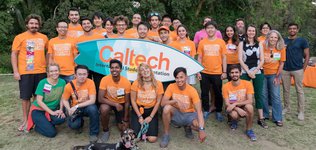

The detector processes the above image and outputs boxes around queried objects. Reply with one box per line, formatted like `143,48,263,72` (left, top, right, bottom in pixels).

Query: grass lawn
0,75,315,150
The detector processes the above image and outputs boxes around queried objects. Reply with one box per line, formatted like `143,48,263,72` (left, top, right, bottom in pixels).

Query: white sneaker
298,112,304,121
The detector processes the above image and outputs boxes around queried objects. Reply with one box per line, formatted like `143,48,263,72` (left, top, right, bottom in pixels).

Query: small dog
73,129,138,150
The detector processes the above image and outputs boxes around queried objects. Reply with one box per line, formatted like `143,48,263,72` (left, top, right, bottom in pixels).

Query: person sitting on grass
26,63,66,137
160,67,206,148
222,64,257,141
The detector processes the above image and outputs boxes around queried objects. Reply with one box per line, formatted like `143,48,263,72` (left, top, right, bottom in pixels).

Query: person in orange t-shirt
61,65,99,143
222,64,256,141
169,25,196,85
112,15,134,39
161,15,177,41
171,18,182,41
262,30,286,126
48,20,78,83
130,63,164,143
197,21,227,121
160,67,206,148
98,60,131,142
67,8,83,38
223,26,240,81
92,12,107,36
125,13,141,38
158,26,172,45
104,17,116,38
11,14,48,131
147,12,162,42
137,22,151,41
258,22,271,42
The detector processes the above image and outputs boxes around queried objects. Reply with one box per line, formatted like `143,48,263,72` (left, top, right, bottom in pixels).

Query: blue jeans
32,110,65,138
67,104,99,136
262,74,283,121
59,75,74,83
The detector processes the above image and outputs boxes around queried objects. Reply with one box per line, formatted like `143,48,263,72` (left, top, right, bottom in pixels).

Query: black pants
200,73,223,112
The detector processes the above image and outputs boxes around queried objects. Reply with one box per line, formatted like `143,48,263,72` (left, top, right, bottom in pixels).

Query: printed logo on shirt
226,44,237,54
172,93,190,111
53,43,71,56
137,90,156,104
204,44,220,56
228,89,246,103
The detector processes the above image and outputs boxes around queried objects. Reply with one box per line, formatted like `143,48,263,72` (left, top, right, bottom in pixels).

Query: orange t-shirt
131,80,164,108
75,34,105,44
170,31,178,41
92,28,107,36
169,39,196,57
226,40,239,64
164,83,200,113
222,80,254,104
125,28,139,38
197,38,227,74
48,37,78,75
67,24,84,38
11,31,48,75
99,75,131,103
62,79,96,107
258,36,266,42
263,44,286,75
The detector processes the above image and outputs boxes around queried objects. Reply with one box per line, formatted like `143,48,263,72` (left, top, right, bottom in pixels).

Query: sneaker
184,126,194,139
216,112,224,122
160,134,170,148
203,111,211,119
230,120,238,130
257,119,268,129
282,108,290,115
100,131,110,143
89,135,98,143
298,112,304,121
245,129,257,141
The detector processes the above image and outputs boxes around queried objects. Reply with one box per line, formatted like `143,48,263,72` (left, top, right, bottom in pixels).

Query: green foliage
0,0,315,73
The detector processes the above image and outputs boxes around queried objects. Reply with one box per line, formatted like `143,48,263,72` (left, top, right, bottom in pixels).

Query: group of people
11,7,310,147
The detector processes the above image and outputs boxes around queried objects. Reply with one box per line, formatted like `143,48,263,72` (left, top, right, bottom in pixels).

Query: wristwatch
199,127,205,131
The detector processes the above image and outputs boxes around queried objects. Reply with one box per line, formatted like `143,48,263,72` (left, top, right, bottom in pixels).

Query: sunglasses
150,12,159,17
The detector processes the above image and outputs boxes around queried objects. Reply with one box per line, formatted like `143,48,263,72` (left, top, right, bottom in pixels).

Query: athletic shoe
160,134,170,148
230,120,238,130
89,135,98,143
298,112,304,121
245,129,257,141
203,111,211,120
216,112,224,122
184,126,194,139
100,131,110,143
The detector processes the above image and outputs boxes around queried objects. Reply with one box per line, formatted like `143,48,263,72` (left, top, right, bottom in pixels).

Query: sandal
275,121,283,127
17,124,25,132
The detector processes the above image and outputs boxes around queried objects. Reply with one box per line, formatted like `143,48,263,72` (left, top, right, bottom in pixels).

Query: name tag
273,53,281,60
117,88,125,98
229,94,237,103
43,84,52,93
183,46,191,55
228,44,236,50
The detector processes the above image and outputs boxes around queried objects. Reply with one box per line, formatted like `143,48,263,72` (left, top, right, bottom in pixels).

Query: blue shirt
283,37,309,71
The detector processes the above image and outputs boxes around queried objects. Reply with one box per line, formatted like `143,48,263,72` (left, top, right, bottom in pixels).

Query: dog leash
137,122,149,142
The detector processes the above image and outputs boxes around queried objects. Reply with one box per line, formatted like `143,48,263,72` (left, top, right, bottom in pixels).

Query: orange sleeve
222,83,229,99
99,77,107,90
281,48,286,62
190,41,196,57
157,81,164,95
12,35,22,51
124,79,132,94
131,81,138,92
47,39,54,54
220,40,227,55
88,80,96,95
62,84,72,100
246,81,254,94
191,87,200,104
197,40,203,55
44,35,49,50
164,84,173,98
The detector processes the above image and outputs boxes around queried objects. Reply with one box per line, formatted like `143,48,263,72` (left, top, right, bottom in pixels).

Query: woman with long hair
262,30,285,126
223,26,240,81
238,25,267,128
169,25,196,84
26,63,66,137
130,63,164,143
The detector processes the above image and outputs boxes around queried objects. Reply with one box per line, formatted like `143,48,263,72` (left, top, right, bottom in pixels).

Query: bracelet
138,115,143,118
149,115,153,119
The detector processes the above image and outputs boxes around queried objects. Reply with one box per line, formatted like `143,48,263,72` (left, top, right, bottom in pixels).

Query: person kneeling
26,63,66,137
160,67,206,148
222,64,256,141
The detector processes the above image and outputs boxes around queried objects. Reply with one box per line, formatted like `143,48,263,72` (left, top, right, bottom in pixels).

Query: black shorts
110,104,125,124
19,73,46,100
130,107,158,136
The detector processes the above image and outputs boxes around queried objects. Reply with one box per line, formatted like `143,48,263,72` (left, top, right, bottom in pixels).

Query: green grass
0,76,316,150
